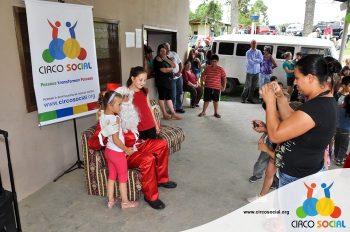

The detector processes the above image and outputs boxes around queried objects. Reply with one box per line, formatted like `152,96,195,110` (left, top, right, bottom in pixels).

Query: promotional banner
25,0,100,126
184,169,350,232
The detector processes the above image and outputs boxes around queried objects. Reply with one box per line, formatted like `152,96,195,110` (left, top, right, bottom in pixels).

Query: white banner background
25,0,99,126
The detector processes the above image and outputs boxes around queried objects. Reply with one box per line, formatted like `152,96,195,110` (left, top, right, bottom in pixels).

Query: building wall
0,0,189,200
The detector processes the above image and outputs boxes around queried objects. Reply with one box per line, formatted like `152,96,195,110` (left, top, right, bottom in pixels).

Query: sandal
107,200,116,209
214,113,221,118
121,201,139,209
163,114,172,120
198,112,206,117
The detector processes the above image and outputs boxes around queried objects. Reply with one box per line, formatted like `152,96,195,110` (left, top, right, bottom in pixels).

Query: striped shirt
202,65,226,90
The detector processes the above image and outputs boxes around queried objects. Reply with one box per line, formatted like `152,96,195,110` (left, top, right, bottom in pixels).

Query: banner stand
53,118,83,182
0,129,22,232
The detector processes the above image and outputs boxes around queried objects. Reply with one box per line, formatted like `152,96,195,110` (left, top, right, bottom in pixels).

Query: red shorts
104,148,128,183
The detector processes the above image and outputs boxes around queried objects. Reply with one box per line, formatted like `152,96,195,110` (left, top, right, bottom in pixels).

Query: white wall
0,0,189,200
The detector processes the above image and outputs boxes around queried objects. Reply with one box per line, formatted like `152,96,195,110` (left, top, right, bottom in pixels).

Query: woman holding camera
261,54,341,187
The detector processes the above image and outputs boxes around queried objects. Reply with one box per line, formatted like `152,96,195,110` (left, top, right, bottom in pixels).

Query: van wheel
223,78,237,94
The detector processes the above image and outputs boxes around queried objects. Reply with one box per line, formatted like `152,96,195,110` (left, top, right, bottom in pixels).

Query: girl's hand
155,123,160,134
258,140,269,153
124,147,134,156
260,83,276,105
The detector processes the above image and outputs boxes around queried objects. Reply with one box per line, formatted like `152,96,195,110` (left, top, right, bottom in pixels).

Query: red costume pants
127,139,169,201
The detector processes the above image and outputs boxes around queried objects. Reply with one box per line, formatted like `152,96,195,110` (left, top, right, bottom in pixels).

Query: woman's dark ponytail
295,54,341,84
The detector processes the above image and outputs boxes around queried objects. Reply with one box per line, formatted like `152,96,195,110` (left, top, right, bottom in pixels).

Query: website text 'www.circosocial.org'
43,93,95,108
243,209,290,215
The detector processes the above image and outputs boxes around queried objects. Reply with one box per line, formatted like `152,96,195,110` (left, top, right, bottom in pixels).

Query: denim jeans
241,73,259,101
253,151,270,178
334,128,350,161
172,76,183,110
278,166,325,188
259,73,271,88
253,138,273,178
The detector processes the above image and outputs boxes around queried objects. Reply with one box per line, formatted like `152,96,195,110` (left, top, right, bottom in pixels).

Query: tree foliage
226,0,269,27
190,0,223,23
250,0,268,24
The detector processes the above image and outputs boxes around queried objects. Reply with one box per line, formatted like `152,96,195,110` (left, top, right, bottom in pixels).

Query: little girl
100,91,138,209
126,66,160,140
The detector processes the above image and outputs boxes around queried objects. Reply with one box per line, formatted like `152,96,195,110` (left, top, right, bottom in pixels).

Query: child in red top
198,54,227,118
127,66,160,140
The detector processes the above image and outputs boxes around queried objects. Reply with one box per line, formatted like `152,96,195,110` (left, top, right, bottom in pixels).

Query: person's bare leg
213,101,219,115
158,99,171,119
107,180,115,208
199,101,209,116
166,99,181,119
260,160,277,196
120,182,138,209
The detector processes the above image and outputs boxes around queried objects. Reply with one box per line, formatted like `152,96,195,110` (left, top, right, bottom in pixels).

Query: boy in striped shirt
198,54,227,118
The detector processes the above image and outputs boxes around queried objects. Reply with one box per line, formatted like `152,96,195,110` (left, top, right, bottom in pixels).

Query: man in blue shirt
241,40,263,103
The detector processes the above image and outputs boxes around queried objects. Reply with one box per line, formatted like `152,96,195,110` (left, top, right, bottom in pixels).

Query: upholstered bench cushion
159,125,185,154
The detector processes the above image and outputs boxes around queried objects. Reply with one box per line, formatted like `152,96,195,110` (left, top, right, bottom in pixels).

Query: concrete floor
18,98,289,232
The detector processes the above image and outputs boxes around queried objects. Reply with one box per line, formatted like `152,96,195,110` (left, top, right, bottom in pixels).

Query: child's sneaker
249,175,262,183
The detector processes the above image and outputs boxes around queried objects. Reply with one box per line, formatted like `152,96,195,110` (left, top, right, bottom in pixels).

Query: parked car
286,23,303,36
313,21,344,39
268,25,278,35
247,25,271,35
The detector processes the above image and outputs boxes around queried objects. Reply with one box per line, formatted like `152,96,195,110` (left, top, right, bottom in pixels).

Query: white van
212,34,337,93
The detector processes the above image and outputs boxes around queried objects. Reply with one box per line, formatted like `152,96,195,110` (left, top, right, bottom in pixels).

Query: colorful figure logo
42,20,87,63
296,182,341,219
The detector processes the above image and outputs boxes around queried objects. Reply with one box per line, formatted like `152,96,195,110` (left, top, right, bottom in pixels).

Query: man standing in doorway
164,42,185,113
241,40,263,104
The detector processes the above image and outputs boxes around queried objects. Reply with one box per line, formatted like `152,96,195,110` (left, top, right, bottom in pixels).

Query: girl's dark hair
101,91,122,110
344,94,350,117
98,91,105,109
126,66,147,94
295,54,341,85
157,44,166,54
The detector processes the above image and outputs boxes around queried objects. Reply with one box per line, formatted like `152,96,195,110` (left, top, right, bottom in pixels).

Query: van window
257,45,274,54
218,42,234,55
276,46,295,59
236,43,251,56
212,42,217,54
300,47,325,56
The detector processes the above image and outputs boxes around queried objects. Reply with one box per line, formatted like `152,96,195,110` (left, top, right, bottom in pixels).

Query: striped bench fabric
150,100,185,154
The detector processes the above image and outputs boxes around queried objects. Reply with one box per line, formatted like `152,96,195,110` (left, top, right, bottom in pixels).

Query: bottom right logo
291,182,346,229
